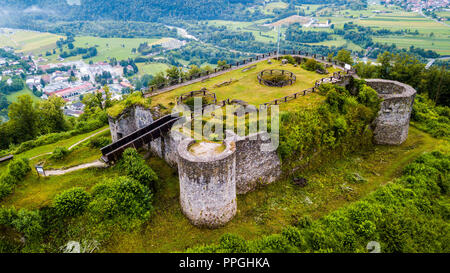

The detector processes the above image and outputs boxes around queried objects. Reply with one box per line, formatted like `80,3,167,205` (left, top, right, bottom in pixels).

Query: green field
373,35,450,55
5,86,41,104
137,62,171,76
42,36,168,63
0,28,63,55
313,5,450,55
309,36,363,51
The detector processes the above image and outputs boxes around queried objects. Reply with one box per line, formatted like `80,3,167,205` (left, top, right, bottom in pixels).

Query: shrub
49,147,70,161
302,58,325,72
7,158,30,180
89,136,112,148
53,187,91,217
0,207,43,244
119,148,158,190
281,55,296,64
217,234,248,253
279,83,379,167
0,158,31,201
411,94,449,140
89,176,153,220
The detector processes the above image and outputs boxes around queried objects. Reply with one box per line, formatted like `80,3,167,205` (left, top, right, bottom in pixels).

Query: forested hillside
0,0,261,23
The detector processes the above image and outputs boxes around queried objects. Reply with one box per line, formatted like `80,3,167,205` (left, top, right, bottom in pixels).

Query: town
0,46,140,120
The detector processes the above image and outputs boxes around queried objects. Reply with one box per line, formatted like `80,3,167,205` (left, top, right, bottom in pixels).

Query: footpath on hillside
30,128,111,176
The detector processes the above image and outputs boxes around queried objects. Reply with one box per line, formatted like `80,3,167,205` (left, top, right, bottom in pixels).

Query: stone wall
149,130,187,167
108,105,154,142
226,131,282,194
177,138,237,228
365,79,417,145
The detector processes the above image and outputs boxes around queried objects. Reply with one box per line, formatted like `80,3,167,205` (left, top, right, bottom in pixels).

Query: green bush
0,206,43,245
89,136,112,148
119,148,158,190
89,176,153,220
411,94,449,140
49,147,71,161
302,58,325,72
279,83,379,168
0,158,31,201
281,55,296,65
7,158,31,180
53,187,91,217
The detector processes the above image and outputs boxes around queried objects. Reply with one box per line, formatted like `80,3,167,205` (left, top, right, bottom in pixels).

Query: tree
150,72,167,88
336,49,353,65
217,60,228,68
187,65,202,78
36,96,67,134
8,95,38,143
377,52,393,79
166,66,183,83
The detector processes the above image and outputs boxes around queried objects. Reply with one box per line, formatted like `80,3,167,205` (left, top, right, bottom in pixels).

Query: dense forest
0,0,262,23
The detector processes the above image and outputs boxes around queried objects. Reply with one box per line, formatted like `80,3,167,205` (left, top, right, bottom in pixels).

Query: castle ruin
107,74,417,229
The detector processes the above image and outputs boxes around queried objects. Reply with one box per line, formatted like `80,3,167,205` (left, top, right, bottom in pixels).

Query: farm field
0,28,63,55
373,35,450,55
5,86,41,104
309,36,363,51
137,62,171,76
356,12,449,34
206,19,278,43
42,36,168,64
150,59,340,108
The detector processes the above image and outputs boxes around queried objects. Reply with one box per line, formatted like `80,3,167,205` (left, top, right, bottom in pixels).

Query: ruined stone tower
365,79,417,145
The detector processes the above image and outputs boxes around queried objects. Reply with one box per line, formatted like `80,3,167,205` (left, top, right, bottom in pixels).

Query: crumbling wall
177,138,237,228
365,79,416,145
108,105,153,142
226,131,282,194
149,130,188,167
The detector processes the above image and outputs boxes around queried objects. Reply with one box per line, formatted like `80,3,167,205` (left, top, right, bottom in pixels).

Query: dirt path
44,160,107,176
28,128,110,161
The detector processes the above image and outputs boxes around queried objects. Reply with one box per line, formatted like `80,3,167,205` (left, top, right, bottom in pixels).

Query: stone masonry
108,105,154,142
177,138,237,228
365,79,417,145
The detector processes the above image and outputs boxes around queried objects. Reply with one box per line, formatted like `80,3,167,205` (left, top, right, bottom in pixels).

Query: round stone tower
365,79,417,145
177,139,237,228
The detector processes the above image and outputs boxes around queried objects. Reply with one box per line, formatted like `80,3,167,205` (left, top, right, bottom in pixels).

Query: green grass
137,62,171,76
42,36,169,63
308,36,363,51
16,126,109,161
151,59,340,108
0,167,120,210
373,35,450,55
0,29,63,55
262,2,288,15
103,127,448,252
40,130,111,170
5,86,41,104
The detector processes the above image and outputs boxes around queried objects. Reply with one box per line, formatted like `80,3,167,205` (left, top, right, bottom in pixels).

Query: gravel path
29,128,110,176
44,160,107,176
